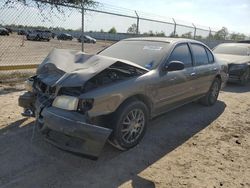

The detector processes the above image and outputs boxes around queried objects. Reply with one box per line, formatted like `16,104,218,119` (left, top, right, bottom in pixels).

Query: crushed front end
228,63,249,82
18,49,148,158
19,76,112,158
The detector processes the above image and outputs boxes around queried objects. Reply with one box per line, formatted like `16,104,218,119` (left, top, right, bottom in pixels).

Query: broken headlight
52,95,79,111
78,99,94,113
24,79,34,92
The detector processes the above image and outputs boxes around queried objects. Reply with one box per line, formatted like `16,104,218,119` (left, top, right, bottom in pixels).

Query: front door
154,43,197,115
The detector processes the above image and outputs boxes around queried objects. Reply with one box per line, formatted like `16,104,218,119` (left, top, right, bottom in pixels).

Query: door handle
190,72,196,76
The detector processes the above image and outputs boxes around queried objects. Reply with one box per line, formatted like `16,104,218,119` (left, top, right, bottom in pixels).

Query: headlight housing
78,99,94,113
52,95,79,111
25,79,34,92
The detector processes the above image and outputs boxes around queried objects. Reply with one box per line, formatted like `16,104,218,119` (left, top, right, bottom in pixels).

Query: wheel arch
215,74,222,81
117,94,153,117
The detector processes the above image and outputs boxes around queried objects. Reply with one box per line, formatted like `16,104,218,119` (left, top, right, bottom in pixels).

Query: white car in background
213,43,250,85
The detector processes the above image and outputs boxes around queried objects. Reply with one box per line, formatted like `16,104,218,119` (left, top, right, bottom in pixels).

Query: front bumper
19,92,112,158
41,107,112,158
228,64,248,82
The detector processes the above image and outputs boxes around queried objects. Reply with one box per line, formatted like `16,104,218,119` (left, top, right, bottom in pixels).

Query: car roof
217,43,250,47
123,37,202,44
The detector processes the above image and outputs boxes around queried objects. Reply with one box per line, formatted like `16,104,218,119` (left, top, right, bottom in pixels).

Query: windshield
213,44,250,56
99,40,170,69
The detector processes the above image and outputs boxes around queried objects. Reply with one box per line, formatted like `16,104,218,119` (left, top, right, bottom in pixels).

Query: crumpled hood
36,48,148,87
215,54,250,64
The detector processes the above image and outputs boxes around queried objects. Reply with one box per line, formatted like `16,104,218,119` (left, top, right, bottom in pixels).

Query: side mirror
164,61,185,72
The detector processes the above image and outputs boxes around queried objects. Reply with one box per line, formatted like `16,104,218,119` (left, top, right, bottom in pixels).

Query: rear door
190,43,217,95
154,43,197,114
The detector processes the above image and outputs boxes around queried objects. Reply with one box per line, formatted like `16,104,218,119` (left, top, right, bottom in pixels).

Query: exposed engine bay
84,62,147,92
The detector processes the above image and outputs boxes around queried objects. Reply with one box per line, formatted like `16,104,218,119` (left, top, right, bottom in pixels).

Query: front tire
109,99,149,150
200,78,221,106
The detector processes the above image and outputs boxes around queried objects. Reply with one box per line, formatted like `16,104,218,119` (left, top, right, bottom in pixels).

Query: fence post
135,11,139,35
209,27,212,40
172,18,176,37
192,23,196,39
81,1,85,52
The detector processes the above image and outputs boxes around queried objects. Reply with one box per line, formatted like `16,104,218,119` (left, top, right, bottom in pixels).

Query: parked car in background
17,29,27,35
5,27,12,34
213,43,250,85
0,27,9,36
51,32,56,39
18,37,228,158
26,30,52,41
57,33,73,40
78,35,96,43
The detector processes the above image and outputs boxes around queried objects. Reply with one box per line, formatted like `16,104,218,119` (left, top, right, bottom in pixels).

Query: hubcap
121,109,145,144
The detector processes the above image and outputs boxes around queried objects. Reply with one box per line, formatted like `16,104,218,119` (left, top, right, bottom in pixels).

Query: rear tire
109,99,149,150
200,78,221,106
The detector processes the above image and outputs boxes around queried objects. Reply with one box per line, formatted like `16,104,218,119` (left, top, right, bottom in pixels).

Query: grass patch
0,70,35,83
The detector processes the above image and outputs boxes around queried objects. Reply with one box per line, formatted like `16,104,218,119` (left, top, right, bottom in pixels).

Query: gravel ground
0,82,249,188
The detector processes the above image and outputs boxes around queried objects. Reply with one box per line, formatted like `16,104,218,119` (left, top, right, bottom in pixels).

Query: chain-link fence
0,1,240,82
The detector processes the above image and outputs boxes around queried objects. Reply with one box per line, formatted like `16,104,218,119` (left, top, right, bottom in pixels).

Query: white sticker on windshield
143,46,163,51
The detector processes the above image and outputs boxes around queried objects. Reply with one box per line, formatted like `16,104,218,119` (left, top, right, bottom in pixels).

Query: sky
0,0,249,36
98,0,250,34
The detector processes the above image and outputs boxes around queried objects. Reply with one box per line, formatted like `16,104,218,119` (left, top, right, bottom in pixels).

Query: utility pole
209,27,212,40
81,0,84,52
135,11,139,35
192,23,196,39
172,18,176,37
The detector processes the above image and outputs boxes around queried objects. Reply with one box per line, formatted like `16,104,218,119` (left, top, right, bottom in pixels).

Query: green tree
2,0,98,16
3,0,97,7
230,32,246,41
127,23,138,34
169,31,178,37
195,35,203,40
155,31,165,37
181,32,192,38
108,27,117,34
213,27,228,40
146,30,154,36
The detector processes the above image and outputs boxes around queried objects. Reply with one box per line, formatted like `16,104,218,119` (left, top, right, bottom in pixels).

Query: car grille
34,79,56,96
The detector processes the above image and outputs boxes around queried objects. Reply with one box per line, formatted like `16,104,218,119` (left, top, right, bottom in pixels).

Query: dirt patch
0,83,249,188
0,34,113,66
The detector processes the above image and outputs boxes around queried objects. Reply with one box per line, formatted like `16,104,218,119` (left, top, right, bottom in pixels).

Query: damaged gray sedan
19,37,228,158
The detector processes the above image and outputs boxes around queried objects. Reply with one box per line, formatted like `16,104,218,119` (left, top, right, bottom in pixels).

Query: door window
168,44,192,67
205,48,214,63
191,44,209,66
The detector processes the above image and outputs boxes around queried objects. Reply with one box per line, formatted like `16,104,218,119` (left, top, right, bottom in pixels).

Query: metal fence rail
0,1,240,81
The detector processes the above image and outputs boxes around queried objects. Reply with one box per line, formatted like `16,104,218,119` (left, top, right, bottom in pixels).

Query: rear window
99,40,170,69
205,48,214,63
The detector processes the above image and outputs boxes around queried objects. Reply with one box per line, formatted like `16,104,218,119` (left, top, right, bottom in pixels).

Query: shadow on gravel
0,118,28,134
0,101,226,188
222,82,250,93
0,85,24,95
